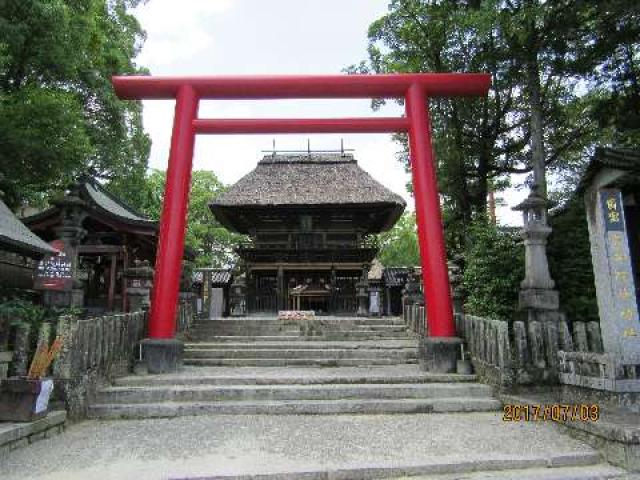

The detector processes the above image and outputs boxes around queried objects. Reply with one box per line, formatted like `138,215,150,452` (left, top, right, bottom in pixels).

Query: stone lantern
229,274,247,317
513,184,560,322
355,267,369,317
124,260,154,312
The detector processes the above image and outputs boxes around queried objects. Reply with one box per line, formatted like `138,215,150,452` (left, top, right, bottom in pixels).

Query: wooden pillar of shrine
276,265,285,311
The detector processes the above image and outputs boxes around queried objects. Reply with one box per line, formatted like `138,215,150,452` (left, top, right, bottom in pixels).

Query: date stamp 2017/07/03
503,404,600,422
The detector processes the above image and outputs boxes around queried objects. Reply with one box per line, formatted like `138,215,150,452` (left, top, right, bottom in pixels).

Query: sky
132,0,528,225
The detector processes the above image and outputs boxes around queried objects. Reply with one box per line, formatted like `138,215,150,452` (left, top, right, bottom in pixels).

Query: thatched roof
0,198,56,258
210,153,406,233
212,153,406,208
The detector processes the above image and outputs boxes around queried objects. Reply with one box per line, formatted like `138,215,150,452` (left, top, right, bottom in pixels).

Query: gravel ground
0,412,596,480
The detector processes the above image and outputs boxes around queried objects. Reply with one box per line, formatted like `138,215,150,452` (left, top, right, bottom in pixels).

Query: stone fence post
447,259,465,316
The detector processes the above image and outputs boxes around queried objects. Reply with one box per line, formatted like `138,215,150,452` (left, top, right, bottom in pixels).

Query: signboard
596,189,640,360
601,190,625,231
34,240,72,291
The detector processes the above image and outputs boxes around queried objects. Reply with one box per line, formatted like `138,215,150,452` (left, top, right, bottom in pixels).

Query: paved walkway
1,412,609,480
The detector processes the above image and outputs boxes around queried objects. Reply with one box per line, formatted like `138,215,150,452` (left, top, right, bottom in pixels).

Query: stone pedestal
124,260,154,312
209,288,224,319
43,288,84,308
229,274,247,317
368,285,382,317
356,278,369,317
0,351,12,379
448,258,465,315
419,337,463,373
141,338,183,374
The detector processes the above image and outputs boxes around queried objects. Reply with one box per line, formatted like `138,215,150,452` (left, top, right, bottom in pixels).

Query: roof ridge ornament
260,140,355,157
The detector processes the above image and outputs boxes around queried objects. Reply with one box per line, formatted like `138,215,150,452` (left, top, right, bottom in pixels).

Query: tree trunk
526,19,547,198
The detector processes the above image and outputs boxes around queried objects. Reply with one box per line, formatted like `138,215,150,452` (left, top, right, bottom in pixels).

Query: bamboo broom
26,336,64,380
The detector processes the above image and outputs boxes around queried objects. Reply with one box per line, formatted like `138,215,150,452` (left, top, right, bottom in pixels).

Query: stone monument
559,148,640,393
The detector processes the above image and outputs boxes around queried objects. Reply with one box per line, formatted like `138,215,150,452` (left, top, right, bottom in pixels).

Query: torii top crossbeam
112,73,490,354
113,73,489,99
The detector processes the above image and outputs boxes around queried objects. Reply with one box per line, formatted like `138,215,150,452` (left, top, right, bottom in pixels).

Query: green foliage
462,217,524,320
353,0,639,249
136,169,246,268
377,212,420,267
0,297,46,328
548,198,599,322
0,86,92,207
0,0,150,209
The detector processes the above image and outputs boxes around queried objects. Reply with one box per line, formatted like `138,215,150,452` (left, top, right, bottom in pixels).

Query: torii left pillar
139,85,198,373
113,73,490,373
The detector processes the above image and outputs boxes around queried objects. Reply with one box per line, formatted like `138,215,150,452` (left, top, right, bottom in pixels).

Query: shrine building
209,152,406,316
22,177,159,314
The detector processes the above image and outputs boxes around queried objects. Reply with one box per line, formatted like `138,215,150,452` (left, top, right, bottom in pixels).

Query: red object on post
112,73,490,340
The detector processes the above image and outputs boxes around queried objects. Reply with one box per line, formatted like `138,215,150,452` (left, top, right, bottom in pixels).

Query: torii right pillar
406,83,463,373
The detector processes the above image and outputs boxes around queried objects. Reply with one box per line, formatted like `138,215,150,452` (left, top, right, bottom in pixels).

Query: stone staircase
88,316,502,419
183,317,418,367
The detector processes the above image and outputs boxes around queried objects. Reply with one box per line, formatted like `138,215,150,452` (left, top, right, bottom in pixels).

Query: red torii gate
112,73,490,372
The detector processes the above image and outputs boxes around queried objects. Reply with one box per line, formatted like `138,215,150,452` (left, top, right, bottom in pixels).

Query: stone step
348,324,407,330
196,317,405,325
166,462,622,480
190,328,300,335
184,340,418,349
196,316,404,325
187,335,302,342
94,382,492,404
88,397,502,419
183,347,417,360
113,366,478,387
183,357,419,367
192,321,407,329
189,331,415,340
190,326,406,334
407,464,625,480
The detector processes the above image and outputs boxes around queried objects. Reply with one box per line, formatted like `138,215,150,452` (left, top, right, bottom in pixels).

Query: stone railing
402,302,426,338
53,311,147,418
456,314,603,388
558,351,640,392
403,299,605,388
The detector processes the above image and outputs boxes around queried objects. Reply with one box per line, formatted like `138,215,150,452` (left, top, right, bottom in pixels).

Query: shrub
462,217,524,320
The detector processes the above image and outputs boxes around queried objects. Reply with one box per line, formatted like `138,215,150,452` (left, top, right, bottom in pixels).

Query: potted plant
0,336,63,422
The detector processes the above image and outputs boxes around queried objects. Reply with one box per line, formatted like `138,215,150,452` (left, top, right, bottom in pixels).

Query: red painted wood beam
193,117,410,134
406,84,455,337
113,73,490,100
148,85,198,339
111,73,491,343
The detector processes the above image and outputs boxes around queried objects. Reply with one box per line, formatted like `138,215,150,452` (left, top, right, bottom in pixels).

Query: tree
547,198,598,323
138,170,246,268
462,217,524,320
352,0,638,251
0,0,150,209
377,212,421,267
